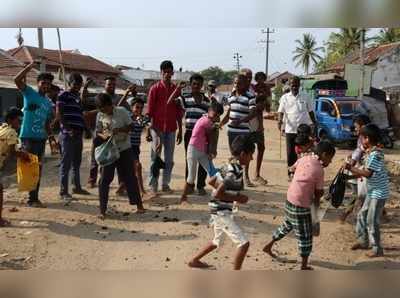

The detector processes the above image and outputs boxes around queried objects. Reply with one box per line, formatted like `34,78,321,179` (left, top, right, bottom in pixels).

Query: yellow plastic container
17,153,40,192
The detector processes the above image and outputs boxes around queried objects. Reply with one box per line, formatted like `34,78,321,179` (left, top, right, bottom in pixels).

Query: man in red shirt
147,60,183,195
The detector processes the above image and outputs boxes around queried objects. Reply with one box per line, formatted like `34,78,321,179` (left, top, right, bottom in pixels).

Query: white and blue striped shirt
366,149,390,200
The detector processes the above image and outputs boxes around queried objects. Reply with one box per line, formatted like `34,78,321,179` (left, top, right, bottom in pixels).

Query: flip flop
254,176,268,186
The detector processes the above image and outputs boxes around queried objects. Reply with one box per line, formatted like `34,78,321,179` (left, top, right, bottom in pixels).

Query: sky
0,27,379,76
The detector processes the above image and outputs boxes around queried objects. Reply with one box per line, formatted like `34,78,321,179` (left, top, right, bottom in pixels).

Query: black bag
328,169,346,208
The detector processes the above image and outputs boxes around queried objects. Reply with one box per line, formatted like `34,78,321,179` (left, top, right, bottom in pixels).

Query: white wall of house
372,46,400,90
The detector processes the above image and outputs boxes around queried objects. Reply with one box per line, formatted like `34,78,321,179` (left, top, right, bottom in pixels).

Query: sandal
254,176,268,186
244,178,256,188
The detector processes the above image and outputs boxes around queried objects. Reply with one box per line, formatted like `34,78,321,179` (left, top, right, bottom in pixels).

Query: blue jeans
21,138,46,203
356,196,386,254
59,132,83,195
149,130,176,191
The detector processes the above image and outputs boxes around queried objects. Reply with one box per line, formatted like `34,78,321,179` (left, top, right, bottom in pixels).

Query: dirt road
1,120,400,270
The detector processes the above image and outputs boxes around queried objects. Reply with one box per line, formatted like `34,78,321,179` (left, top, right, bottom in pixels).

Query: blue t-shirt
20,86,54,140
366,149,390,200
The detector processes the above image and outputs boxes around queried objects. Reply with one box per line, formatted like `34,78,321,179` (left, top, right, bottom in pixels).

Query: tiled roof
7,46,120,74
0,48,38,79
328,42,400,71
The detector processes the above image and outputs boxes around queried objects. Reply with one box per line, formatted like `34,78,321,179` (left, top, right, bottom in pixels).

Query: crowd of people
0,59,391,270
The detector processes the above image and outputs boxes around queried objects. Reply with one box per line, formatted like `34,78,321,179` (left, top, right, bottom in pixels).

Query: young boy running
263,141,336,270
0,108,30,226
188,135,255,270
180,101,224,203
345,124,390,257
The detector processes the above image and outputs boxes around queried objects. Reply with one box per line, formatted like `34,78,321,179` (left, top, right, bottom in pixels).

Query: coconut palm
326,28,368,58
292,33,324,74
373,28,400,45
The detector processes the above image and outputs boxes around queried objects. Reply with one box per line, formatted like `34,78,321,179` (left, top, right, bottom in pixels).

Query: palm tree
326,28,368,58
292,33,324,74
373,28,400,45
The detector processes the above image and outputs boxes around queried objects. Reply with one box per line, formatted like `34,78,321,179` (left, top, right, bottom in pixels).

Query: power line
233,52,242,72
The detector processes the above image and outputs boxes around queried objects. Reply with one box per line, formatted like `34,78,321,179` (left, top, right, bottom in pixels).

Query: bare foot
366,251,384,258
351,243,368,250
188,260,212,269
97,213,106,220
301,266,314,270
263,242,277,258
148,192,159,200
136,208,146,214
180,197,189,204
0,218,11,227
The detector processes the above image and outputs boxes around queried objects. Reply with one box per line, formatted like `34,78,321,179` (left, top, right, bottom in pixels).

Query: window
320,101,336,117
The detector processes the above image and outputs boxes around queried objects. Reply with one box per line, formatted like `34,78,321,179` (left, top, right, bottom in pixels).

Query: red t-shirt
147,80,183,132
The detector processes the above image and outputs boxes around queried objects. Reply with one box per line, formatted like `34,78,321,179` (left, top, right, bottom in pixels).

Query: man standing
168,73,210,196
277,76,316,179
57,73,90,204
14,62,54,207
147,60,183,195
83,77,134,188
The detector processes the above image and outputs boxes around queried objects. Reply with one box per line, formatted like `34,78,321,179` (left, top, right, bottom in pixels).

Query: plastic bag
328,169,346,208
17,153,40,192
95,137,120,167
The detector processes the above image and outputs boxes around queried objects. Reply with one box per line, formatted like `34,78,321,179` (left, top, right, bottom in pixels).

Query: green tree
292,33,324,74
373,28,400,45
200,66,236,85
326,28,368,58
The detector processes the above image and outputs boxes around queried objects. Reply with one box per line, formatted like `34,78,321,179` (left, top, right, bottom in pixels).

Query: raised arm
117,84,137,107
14,61,35,90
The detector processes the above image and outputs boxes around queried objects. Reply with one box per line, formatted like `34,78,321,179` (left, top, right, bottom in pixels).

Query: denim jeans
59,132,83,195
20,138,46,203
149,130,176,191
356,196,386,254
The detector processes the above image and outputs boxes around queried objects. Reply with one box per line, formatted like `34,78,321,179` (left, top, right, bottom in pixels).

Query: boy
249,95,268,185
188,135,255,270
263,141,336,270
95,93,145,219
340,114,370,223
127,97,149,196
0,108,30,226
14,61,54,208
345,124,390,257
180,101,224,203
57,73,90,204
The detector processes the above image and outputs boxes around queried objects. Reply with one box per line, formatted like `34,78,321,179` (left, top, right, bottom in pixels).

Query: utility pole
359,28,366,100
233,52,242,73
37,28,46,72
261,28,275,79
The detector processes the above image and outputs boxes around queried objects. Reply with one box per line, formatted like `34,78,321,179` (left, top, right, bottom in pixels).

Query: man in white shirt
277,76,316,178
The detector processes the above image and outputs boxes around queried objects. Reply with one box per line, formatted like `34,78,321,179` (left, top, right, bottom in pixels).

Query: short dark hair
354,114,371,126
160,60,174,71
68,72,83,85
235,74,247,82
256,95,267,104
104,76,116,82
5,107,23,122
130,98,144,106
360,124,381,145
95,93,113,108
51,84,60,92
314,141,336,157
37,72,54,83
255,72,267,81
291,76,301,84
210,100,224,116
297,124,312,136
231,135,255,157
189,73,204,84
295,133,311,146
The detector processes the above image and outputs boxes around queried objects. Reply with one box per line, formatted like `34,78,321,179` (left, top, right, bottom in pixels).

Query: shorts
211,212,248,248
131,145,141,161
249,131,265,146
0,158,17,188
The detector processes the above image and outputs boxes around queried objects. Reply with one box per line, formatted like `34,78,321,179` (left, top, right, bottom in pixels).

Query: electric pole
233,52,242,73
261,28,275,79
37,28,46,72
359,28,366,100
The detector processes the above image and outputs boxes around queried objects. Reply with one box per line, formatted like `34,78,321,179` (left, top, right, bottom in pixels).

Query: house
7,45,127,90
267,71,295,87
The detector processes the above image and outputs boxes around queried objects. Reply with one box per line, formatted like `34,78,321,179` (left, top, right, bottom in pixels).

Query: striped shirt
57,91,85,133
209,159,243,214
366,148,390,200
179,93,210,131
130,115,149,147
227,91,256,133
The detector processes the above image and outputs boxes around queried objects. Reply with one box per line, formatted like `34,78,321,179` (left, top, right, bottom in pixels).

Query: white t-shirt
278,91,313,134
